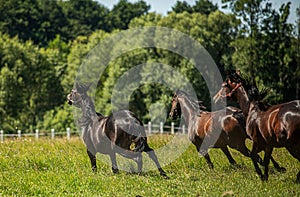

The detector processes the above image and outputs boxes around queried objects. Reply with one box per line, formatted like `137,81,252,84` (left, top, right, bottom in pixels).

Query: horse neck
178,97,198,126
80,96,98,123
235,86,251,117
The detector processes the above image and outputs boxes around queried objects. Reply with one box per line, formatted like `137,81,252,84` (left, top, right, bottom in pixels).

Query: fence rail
0,122,186,143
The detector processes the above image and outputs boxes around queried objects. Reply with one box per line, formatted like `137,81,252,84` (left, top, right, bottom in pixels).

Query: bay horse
67,83,167,178
213,70,299,182
169,90,262,169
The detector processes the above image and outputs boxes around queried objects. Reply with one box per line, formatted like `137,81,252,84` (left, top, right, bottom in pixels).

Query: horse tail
129,118,148,152
134,135,148,152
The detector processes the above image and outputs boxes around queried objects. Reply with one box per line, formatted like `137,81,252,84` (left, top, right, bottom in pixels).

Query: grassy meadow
1,134,299,196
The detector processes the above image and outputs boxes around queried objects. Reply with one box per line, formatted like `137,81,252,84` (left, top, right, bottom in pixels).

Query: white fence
0,122,186,143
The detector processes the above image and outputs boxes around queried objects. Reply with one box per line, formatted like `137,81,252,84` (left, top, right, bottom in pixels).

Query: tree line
0,0,299,133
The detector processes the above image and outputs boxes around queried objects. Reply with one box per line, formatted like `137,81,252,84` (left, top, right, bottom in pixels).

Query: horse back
196,108,245,140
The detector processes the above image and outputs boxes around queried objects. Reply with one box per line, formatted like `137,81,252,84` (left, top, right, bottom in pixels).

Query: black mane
227,71,268,102
175,90,206,113
227,71,270,110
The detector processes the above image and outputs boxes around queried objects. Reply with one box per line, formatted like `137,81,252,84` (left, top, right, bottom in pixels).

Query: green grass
1,135,299,196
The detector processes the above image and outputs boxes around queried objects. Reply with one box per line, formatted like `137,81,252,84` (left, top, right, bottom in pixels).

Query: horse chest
246,111,259,140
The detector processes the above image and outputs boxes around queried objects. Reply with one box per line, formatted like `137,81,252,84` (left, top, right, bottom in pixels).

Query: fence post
66,127,70,140
51,129,55,140
0,130,3,143
160,122,164,134
18,130,21,139
171,122,174,135
182,125,185,134
35,129,39,140
148,122,152,134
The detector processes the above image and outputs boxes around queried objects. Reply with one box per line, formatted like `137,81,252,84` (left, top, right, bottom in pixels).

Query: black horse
67,83,167,178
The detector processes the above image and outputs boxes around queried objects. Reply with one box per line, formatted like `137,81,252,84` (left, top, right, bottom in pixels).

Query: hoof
260,175,268,182
277,167,287,173
160,171,169,179
112,168,119,174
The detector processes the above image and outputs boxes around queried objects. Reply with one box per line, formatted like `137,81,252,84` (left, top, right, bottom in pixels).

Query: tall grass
1,135,299,196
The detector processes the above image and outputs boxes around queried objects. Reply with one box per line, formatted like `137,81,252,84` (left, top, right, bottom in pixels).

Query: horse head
169,90,205,119
213,70,269,108
213,70,244,103
67,83,92,107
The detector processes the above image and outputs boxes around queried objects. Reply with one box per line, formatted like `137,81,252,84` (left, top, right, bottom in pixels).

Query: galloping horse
214,70,299,182
67,83,167,178
169,90,262,168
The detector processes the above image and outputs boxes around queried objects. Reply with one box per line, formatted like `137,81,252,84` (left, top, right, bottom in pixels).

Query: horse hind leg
117,148,143,174
143,144,168,179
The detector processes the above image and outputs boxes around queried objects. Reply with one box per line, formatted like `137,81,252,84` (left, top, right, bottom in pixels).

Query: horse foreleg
236,144,265,166
221,147,236,165
133,152,143,174
270,156,286,172
250,143,264,180
262,146,273,181
109,153,119,174
286,145,300,183
87,149,97,172
202,153,213,169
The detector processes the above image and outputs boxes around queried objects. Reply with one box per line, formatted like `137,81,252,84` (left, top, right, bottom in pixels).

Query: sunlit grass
1,135,299,196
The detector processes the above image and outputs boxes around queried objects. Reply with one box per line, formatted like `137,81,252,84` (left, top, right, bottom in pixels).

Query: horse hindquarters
132,136,167,178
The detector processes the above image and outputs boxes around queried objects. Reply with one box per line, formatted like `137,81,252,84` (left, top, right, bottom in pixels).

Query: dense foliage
0,0,298,133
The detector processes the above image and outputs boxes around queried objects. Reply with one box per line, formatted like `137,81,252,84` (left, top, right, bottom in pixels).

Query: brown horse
67,83,167,178
169,90,263,169
214,70,299,182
